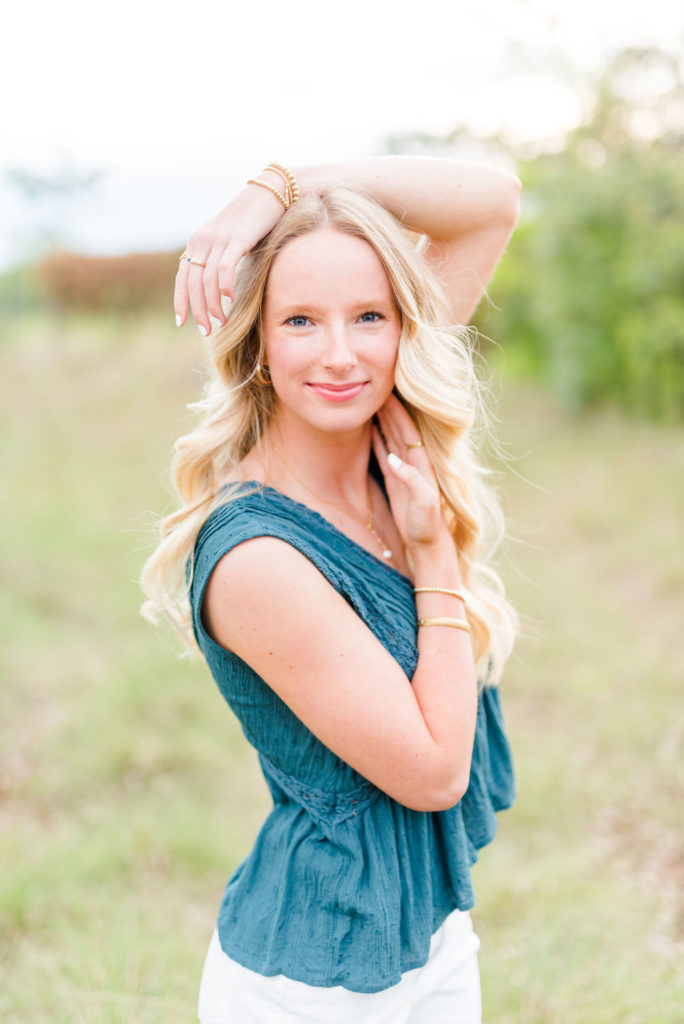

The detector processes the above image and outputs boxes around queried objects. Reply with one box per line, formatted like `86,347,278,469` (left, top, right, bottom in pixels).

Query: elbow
399,770,470,813
424,741,475,811
469,169,520,243
508,171,522,197
379,734,477,812
428,774,469,812
501,172,522,229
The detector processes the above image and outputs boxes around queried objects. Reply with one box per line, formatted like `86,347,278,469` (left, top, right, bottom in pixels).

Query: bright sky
3,0,683,265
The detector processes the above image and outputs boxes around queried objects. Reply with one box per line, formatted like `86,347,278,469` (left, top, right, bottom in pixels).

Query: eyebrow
267,297,396,313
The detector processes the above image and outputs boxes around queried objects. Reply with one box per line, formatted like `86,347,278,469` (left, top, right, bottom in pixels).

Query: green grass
1,317,682,1022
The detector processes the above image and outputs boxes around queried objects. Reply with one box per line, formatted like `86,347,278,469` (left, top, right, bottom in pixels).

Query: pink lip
307,381,368,402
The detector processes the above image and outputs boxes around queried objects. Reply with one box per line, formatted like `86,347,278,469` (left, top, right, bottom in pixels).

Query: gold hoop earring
255,361,271,385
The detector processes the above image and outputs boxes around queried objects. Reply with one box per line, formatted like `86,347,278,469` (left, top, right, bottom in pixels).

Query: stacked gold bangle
418,617,471,632
247,162,300,211
414,586,470,632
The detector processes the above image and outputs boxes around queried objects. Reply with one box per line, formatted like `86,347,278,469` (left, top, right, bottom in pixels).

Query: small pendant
366,520,392,561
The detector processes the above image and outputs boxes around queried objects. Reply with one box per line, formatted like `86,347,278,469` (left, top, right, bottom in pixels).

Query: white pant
198,909,482,1023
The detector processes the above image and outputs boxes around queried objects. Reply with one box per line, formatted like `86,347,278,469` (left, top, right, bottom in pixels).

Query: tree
486,47,684,420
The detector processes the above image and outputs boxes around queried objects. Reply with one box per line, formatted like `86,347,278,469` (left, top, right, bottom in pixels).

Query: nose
322,325,357,373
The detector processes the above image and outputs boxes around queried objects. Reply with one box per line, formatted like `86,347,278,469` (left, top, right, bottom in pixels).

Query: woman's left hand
372,395,449,552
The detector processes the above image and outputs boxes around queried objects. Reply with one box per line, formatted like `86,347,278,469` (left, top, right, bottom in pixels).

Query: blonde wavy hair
141,186,519,681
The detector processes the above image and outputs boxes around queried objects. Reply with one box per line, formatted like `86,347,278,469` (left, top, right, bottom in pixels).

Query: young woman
142,157,521,1023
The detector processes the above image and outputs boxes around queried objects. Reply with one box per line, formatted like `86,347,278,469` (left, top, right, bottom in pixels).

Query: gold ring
405,441,424,449
179,252,207,267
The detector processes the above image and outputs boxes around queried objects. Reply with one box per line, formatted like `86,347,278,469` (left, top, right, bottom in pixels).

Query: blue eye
286,316,310,327
359,311,384,323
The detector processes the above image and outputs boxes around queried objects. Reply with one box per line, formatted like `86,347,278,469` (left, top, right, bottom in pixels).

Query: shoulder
193,485,271,581
203,532,349,650
194,483,332,566
195,485,294,581
190,483,348,641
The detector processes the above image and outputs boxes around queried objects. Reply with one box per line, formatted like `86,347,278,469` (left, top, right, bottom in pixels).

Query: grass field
1,314,682,1022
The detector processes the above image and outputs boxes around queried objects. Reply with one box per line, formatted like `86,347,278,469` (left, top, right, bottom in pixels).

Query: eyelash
285,311,385,327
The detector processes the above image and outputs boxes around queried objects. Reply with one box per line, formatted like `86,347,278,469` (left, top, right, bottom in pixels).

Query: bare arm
202,397,479,812
175,156,520,333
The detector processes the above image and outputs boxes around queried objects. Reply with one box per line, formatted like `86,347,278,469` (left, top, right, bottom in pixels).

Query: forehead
265,228,394,306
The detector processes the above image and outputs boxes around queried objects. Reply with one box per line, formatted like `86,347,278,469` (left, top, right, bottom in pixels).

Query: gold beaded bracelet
267,163,299,203
263,165,291,203
418,617,471,632
414,587,467,603
247,177,289,210
247,163,300,212
265,163,300,207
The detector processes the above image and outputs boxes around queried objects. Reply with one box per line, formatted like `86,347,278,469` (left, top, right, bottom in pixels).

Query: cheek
377,332,400,370
264,346,312,395
264,339,296,373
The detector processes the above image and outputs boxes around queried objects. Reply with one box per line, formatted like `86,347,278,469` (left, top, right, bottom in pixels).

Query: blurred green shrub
0,262,43,314
477,48,684,421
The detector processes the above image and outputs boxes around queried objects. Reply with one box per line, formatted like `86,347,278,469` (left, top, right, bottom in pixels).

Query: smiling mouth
307,381,369,401
308,381,368,391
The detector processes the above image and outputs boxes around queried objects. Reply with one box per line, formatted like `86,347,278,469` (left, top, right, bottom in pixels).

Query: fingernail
175,314,182,327
198,325,208,337
388,453,402,470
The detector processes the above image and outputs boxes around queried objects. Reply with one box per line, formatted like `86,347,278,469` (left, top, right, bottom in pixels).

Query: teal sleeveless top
190,483,515,994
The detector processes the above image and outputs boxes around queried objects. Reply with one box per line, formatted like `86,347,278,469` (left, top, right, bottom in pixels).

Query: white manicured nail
175,314,182,327
198,325,208,337
388,453,402,470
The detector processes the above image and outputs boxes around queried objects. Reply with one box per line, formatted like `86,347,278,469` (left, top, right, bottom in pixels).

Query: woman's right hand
174,177,286,335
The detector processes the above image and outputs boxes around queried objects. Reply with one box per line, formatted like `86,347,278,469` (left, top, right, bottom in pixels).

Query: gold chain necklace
269,447,393,560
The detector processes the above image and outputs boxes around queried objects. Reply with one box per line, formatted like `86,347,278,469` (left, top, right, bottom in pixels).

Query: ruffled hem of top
215,682,515,994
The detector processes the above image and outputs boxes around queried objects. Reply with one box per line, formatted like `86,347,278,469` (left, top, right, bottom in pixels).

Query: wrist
410,534,461,581
246,170,290,214
246,163,300,213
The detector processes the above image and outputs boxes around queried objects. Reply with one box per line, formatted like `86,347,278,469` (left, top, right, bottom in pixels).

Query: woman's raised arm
174,156,520,334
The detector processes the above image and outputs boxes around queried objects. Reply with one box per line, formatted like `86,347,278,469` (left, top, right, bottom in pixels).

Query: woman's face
262,227,401,438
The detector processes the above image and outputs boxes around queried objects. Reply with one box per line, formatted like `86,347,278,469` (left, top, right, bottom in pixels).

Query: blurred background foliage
478,46,684,421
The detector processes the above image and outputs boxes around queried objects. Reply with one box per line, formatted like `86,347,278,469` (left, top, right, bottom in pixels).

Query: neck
252,409,397,566
261,414,373,510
